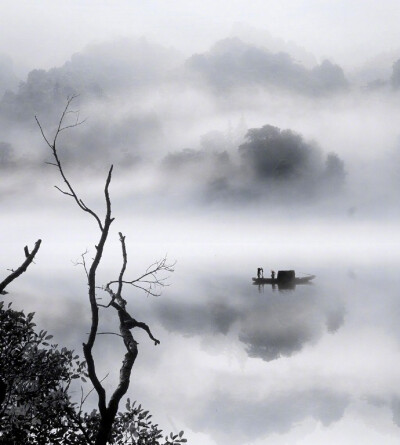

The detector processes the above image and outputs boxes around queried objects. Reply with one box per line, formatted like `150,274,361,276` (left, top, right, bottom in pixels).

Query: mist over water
3,187,400,444
1,6,400,443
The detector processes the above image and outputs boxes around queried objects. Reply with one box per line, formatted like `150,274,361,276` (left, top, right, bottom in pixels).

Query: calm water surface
7,250,400,445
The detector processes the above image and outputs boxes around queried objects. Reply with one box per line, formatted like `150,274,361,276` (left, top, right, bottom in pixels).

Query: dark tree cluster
240,125,318,181
0,302,85,444
0,39,180,124
0,304,186,444
239,124,345,197
161,123,345,203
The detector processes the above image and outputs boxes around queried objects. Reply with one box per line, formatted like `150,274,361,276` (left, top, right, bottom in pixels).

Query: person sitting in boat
271,270,276,280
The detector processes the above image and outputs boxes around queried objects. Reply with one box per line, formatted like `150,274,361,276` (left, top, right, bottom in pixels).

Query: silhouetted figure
257,267,262,279
261,267,264,278
271,270,276,280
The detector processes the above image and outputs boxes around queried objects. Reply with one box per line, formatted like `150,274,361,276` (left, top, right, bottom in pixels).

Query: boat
252,270,315,286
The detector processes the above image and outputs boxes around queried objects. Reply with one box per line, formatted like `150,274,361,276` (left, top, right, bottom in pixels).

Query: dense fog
1,34,400,218
1,4,400,444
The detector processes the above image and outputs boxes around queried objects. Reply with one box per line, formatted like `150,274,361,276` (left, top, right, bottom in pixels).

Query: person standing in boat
257,267,264,279
271,270,276,280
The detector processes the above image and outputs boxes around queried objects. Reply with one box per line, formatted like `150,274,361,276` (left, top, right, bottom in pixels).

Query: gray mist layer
1,17,400,445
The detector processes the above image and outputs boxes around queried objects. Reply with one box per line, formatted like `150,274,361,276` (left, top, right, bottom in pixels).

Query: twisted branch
0,239,42,294
38,97,171,445
35,95,103,231
37,97,115,421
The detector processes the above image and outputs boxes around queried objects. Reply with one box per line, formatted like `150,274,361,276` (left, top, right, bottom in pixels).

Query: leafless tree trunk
36,96,173,445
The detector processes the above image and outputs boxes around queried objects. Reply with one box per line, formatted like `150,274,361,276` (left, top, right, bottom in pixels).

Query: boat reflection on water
256,281,308,292
252,270,315,292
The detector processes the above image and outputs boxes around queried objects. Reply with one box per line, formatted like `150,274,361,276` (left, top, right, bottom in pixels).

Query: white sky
1,0,400,74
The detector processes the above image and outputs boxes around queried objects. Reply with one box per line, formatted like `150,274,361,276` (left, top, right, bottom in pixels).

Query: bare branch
116,232,127,298
80,373,109,409
133,321,160,345
54,185,74,197
130,282,163,298
106,255,175,299
36,96,104,232
73,250,89,280
82,343,107,417
35,116,53,149
0,239,42,294
110,301,160,345
59,118,87,133
96,332,123,338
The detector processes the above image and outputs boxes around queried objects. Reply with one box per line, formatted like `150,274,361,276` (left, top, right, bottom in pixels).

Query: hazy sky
1,0,400,74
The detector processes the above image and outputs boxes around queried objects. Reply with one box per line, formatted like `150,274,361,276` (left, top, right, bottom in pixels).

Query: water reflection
155,275,345,362
193,389,350,445
8,259,400,444
256,281,313,291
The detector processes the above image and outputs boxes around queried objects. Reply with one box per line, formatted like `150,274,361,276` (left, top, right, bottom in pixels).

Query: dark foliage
238,124,345,197
239,124,319,181
0,301,84,443
0,303,187,444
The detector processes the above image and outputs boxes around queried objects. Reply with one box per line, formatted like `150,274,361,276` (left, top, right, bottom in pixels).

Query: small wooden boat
252,270,315,286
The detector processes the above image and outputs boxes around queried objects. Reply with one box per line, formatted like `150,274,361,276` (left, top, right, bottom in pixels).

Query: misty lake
3,3,400,444
3,198,400,444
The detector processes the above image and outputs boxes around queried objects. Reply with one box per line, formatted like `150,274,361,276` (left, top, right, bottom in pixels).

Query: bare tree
36,96,174,445
0,238,42,407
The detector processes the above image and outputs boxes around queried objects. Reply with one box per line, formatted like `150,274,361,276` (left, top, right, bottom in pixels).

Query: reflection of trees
0,142,14,167
194,389,349,444
155,281,345,362
156,301,241,336
391,59,400,89
239,293,331,361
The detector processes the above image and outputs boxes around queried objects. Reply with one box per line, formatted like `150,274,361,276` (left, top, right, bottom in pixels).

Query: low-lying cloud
185,38,348,96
